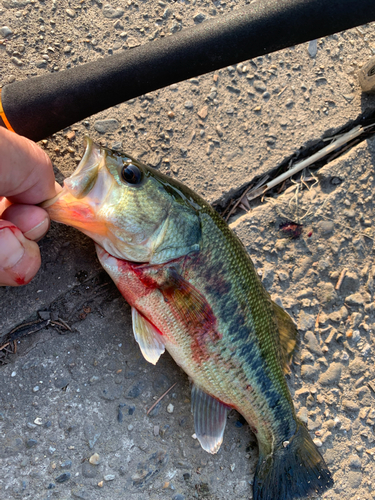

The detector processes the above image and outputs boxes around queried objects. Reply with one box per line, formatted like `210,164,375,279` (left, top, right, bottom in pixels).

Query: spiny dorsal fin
191,384,229,454
131,307,165,365
272,301,299,374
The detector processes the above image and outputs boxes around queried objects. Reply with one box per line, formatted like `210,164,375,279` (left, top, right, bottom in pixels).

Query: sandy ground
1,1,375,499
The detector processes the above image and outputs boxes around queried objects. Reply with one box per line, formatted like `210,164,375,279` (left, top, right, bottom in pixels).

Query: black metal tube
1,0,375,141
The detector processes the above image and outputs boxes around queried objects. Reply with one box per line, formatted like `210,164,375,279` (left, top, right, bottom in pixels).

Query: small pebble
89,453,100,465
104,474,115,481
308,39,318,57
184,101,193,109
11,371,16,377
60,460,72,469
26,439,38,449
55,472,71,483
33,386,40,392
0,26,12,38
167,404,174,414
34,417,43,426
193,12,206,23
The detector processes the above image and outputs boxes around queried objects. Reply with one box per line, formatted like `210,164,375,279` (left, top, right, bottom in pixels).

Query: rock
65,8,75,18
126,381,146,399
0,26,13,38
35,60,48,68
11,56,23,66
60,460,72,469
172,495,185,500
104,474,115,481
298,311,315,331
55,472,70,483
318,220,334,234
197,106,208,120
167,404,174,414
127,37,140,48
342,399,360,412
308,39,318,57
361,343,371,357
345,293,365,306
102,4,124,18
54,377,70,389
316,282,337,305
318,362,342,385
94,119,120,134
304,331,323,355
253,81,267,92
193,12,206,23
184,101,194,109
89,453,100,465
3,0,30,7
26,439,37,449
328,310,341,323
301,363,319,379
349,357,367,375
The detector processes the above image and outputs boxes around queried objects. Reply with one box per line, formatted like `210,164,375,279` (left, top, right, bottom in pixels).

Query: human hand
0,127,61,286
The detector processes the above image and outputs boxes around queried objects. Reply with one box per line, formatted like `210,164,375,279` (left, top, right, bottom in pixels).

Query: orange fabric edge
0,89,15,132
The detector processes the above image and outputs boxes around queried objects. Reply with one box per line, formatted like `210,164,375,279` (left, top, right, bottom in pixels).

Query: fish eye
121,163,143,185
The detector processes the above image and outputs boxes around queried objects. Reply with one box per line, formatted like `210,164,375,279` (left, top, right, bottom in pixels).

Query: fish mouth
41,137,108,236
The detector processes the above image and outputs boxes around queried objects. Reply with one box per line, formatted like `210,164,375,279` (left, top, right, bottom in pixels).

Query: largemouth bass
43,139,333,500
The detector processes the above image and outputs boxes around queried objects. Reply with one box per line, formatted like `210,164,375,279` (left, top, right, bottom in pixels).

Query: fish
42,138,333,500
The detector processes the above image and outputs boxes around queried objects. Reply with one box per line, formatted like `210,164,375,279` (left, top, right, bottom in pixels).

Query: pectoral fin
131,307,165,365
191,384,229,454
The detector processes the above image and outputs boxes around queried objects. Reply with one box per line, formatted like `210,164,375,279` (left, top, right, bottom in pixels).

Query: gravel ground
1,1,375,499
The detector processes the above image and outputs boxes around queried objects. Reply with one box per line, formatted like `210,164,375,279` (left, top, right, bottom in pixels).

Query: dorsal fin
272,301,299,373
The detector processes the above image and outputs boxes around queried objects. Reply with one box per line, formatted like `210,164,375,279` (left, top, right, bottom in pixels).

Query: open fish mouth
40,138,110,236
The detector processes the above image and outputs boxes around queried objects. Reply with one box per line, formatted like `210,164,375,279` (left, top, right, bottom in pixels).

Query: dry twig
147,382,177,415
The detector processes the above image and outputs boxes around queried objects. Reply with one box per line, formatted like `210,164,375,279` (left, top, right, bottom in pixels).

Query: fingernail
24,217,49,241
0,228,25,269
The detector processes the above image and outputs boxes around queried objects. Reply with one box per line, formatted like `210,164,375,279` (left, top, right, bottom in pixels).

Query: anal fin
191,384,229,454
132,307,165,365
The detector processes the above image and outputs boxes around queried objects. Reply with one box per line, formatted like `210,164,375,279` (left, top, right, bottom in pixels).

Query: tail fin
253,421,333,500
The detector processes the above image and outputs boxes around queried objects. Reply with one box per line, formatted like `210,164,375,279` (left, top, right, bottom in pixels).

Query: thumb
0,221,41,286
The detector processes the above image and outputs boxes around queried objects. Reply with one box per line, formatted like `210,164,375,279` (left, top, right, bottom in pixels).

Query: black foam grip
2,0,375,141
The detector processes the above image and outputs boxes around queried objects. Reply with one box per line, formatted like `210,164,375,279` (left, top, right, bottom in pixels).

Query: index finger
0,127,57,204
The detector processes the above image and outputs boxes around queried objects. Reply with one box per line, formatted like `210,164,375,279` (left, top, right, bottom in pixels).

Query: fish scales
43,138,333,500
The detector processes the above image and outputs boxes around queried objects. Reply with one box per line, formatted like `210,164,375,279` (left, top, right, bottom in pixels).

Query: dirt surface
1,1,375,499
